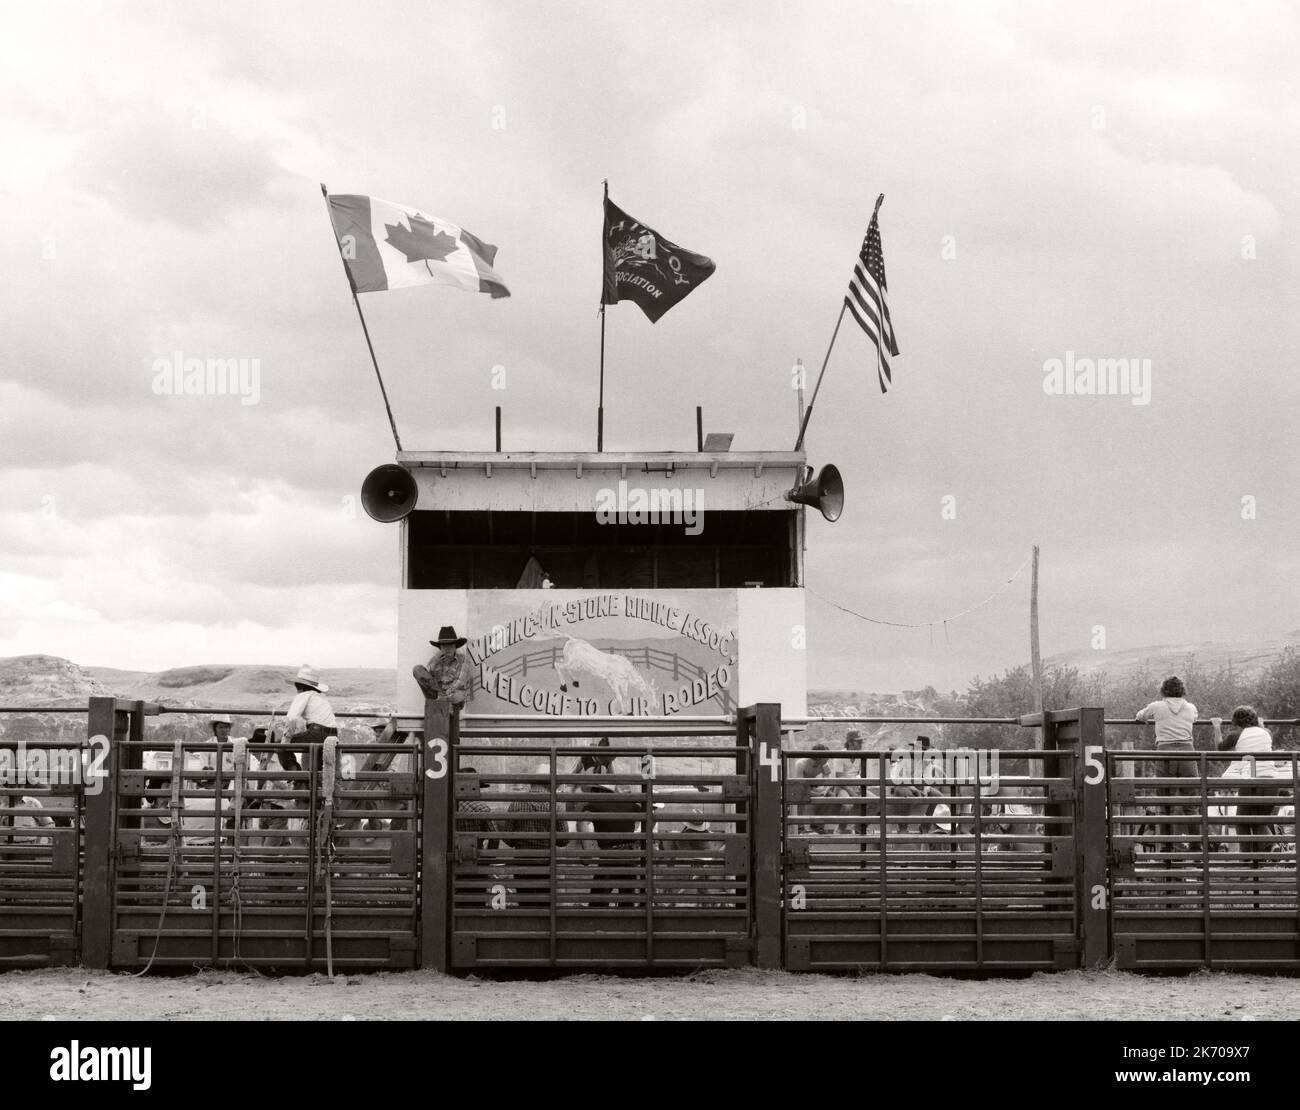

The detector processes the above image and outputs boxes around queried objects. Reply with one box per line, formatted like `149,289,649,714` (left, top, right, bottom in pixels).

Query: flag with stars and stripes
844,195,899,392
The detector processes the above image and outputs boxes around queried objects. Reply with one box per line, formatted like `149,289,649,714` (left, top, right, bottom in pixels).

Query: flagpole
794,194,886,452
794,302,847,452
598,179,608,452
320,183,403,453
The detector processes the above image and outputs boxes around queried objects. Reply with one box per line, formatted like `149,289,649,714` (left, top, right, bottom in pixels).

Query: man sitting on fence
412,627,474,711
794,744,835,834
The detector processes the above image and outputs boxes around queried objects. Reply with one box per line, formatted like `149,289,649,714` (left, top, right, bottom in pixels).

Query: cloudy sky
1,0,1296,693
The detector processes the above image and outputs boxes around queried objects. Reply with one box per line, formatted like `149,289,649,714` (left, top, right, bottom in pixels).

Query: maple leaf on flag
384,212,459,264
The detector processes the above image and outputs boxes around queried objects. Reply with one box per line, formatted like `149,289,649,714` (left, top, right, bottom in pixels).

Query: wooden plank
420,698,452,970
1077,707,1109,969
81,696,117,969
751,703,783,969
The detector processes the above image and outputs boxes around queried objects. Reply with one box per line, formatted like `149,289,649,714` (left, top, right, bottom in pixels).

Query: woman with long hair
1135,676,1202,855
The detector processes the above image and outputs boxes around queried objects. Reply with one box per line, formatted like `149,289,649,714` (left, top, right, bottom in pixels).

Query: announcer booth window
405,510,795,589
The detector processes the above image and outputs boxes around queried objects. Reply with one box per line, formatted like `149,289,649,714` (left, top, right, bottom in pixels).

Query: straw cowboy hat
210,714,232,725
429,625,467,648
290,664,329,693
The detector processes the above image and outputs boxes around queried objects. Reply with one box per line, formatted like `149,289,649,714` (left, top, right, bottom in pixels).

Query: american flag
844,195,899,392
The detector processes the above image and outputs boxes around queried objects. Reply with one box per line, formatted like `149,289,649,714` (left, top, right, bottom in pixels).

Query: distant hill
84,662,398,714
1044,634,1299,682
2,632,1294,730
0,655,400,748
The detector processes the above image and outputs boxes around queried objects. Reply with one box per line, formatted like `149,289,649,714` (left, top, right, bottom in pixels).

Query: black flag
601,198,715,323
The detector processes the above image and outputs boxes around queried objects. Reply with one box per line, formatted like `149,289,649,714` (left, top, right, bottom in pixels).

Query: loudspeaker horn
786,463,844,522
361,463,418,522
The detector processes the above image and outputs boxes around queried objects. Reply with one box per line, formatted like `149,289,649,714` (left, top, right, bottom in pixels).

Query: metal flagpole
598,179,608,452
320,183,403,452
794,302,846,453
795,194,885,452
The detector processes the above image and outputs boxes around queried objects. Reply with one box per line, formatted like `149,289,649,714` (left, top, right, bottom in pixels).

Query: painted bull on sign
554,636,657,712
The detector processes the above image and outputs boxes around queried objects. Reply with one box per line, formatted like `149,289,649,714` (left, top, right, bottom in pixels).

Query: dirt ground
1,966,1295,1020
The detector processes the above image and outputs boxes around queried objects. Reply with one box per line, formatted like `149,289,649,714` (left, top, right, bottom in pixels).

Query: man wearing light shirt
1135,675,1202,855
284,664,338,741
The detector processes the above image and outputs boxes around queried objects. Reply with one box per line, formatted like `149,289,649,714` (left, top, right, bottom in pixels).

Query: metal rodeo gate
1104,721,1299,970
87,698,422,971
0,709,87,968
422,702,782,970
779,709,1109,972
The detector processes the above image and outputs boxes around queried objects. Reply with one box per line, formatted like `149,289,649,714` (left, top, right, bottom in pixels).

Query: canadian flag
326,192,510,298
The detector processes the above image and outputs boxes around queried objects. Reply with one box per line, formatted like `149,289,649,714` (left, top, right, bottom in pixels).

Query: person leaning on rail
1213,705,1285,855
1134,676,1204,856
282,665,338,743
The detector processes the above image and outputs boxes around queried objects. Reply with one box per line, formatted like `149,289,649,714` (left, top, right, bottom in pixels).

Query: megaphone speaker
361,463,418,522
786,463,844,522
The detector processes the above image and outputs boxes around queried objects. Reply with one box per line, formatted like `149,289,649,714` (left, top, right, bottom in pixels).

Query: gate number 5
426,736,449,779
1083,745,1105,785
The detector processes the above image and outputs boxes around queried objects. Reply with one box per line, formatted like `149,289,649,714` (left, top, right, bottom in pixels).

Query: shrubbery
933,647,1299,751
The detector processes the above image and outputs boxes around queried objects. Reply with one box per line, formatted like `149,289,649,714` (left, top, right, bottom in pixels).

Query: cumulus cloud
1,0,1296,685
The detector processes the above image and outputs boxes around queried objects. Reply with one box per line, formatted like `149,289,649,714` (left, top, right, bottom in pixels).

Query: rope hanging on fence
808,549,1033,631
318,738,338,979
135,740,184,977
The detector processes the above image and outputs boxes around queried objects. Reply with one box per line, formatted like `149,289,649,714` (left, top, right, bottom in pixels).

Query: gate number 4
759,743,781,782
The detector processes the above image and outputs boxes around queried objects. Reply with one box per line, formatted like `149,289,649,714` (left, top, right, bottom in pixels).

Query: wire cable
807,549,1034,630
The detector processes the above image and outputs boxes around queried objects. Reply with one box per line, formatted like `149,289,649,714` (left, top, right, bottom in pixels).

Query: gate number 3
426,737,449,779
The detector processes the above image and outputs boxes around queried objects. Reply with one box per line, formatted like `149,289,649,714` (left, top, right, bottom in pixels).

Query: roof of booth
395,450,806,472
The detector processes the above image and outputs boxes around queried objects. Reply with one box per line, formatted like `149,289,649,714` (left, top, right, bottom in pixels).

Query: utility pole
1030,544,1044,743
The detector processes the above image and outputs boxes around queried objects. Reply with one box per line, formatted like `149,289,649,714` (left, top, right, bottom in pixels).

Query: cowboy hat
210,713,232,725
290,664,329,693
429,625,467,648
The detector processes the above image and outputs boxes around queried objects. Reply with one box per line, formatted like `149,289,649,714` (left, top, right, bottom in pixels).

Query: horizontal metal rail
0,707,88,714
787,716,1025,725
1106,718,1299,728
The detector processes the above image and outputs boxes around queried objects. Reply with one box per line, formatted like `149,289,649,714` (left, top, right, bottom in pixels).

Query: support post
495,406,502,452
82,696,118,970
1076,707,1110,968
696,406,703,452
750,702,783,969
420,698,452,971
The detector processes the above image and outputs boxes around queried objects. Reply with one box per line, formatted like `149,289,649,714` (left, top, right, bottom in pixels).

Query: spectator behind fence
571,736,615,775
580,782,642,908
458,766,498,851
794,744,835,834
1135,676,1203,854
501,763,553,852
1213,706,1281,855
835,731,868,835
